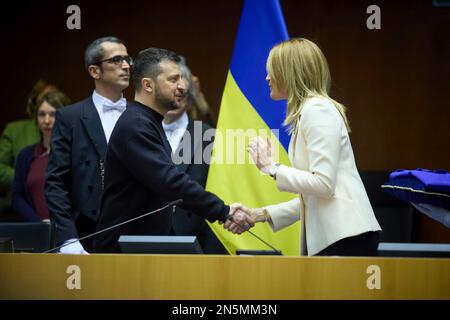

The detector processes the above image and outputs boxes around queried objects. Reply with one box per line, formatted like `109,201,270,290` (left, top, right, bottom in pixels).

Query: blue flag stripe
230,0,290,150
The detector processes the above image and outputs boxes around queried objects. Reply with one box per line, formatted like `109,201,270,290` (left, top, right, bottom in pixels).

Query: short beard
155,86,178,111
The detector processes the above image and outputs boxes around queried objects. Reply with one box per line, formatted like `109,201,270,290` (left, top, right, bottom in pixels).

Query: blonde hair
266,38,350,134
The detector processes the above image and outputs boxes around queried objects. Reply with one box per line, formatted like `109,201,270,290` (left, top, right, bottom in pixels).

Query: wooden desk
0,254,449,299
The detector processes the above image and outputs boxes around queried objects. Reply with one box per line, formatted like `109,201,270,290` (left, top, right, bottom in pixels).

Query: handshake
222,203,270,234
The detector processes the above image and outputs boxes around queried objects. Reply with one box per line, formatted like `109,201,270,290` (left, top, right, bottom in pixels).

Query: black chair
0,222,54,253
360,171,415,242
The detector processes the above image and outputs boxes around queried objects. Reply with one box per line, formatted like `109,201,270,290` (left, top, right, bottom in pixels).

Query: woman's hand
249,207,271,223
248,136,275,175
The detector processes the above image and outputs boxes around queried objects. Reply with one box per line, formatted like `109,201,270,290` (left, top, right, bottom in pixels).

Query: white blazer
265,97,381,256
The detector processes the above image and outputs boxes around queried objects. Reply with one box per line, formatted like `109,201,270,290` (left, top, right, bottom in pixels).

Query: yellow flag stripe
206,71,300,255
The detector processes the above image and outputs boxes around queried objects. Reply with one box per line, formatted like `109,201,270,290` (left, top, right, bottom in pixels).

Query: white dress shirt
92,90,126,143
162,111,189,152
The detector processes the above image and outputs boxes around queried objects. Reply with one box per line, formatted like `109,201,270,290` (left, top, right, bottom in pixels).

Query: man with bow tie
45,36,132,254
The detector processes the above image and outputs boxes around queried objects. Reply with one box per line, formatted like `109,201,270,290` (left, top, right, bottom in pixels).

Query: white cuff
59,239,89,254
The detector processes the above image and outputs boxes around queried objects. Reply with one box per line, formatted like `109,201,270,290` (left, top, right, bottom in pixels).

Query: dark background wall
1,0,449,241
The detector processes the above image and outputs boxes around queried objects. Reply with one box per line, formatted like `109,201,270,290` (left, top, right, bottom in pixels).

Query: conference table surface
0,253,449,300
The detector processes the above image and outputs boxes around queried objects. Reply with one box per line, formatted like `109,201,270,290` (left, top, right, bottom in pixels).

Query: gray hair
179,56,195,97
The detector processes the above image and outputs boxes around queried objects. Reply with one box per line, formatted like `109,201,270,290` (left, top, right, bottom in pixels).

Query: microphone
44,199,183,253
226,214,283,255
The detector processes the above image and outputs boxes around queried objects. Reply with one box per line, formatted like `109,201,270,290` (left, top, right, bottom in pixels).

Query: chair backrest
0,222,53,253
360,171,415,242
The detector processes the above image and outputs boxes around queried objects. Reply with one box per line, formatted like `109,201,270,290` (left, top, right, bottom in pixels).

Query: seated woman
12,91,70,222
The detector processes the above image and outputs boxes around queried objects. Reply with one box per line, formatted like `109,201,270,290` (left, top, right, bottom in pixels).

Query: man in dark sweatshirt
94,48,253,252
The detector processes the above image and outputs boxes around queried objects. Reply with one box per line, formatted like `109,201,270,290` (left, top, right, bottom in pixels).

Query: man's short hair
132,48,181,91
84,36,124,70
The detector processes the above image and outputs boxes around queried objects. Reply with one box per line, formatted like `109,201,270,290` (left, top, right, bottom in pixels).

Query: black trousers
316,231,380,257
76,214,97,252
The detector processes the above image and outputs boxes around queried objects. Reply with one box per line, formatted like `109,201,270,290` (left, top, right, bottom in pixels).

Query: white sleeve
275,102,342,199
265,198,301,232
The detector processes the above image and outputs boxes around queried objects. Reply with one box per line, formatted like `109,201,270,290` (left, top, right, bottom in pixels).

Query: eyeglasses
95,55,133,66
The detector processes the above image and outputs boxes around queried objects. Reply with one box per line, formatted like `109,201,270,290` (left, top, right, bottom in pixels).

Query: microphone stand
45,199,282,255
227,215,283,255
246,230,282,254
43,199,183,253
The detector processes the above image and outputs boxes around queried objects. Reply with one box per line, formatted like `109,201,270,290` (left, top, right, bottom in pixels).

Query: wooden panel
0,254,449,299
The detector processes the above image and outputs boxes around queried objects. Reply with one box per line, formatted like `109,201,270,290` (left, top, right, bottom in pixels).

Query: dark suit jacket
93,101,229,253
171,118,227,254
45,97,107,245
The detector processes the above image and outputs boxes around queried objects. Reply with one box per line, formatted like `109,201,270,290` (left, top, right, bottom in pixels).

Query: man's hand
223,203,255,234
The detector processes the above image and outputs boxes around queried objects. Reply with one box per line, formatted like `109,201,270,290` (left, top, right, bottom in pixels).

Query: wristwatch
269,163,281,179
262,208,270,222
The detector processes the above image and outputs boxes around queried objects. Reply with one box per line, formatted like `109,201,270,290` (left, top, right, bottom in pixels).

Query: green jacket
0,119,40,187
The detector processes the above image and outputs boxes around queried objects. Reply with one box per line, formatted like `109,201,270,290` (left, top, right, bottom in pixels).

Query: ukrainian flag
206,0,300,255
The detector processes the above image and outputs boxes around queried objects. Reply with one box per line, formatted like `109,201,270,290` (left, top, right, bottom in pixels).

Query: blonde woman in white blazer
247,38,381,256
